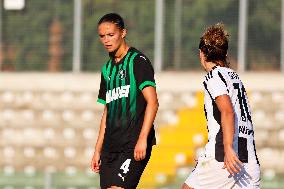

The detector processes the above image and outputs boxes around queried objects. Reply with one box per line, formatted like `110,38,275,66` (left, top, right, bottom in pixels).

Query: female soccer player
90,13,159,189
182,23,260,189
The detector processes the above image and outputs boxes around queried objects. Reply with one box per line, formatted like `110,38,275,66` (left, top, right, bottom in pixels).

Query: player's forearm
139,100,159,139
95,132,104,153
95,106,107,153
221,111,235,149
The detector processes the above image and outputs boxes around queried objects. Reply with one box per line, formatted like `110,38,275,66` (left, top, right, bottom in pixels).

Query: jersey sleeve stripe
217,71,229,93
129,52,138,115
203,81,214,100
102,60,111,81
97,98,106,105
139,81,156,91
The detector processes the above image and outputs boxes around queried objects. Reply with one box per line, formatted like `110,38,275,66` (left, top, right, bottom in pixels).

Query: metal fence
0,0,283,72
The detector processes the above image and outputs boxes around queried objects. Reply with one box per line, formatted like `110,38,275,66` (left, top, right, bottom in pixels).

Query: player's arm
215,95,243,175
91,106,107,173
134,86,159,161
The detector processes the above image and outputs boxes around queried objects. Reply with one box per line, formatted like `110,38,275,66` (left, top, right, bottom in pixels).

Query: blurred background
0,0,283,188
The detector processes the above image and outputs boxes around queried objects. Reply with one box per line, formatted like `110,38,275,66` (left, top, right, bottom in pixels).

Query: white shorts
184,155,261,189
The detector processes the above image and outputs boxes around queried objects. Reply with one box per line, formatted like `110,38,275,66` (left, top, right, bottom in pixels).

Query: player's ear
121,29,127,38
199,50,204,60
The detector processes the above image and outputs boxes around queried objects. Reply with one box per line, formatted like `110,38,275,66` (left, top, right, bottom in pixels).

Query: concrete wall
1,72,283,92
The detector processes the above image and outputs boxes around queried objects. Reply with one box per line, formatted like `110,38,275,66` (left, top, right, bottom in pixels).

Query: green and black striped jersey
97,47,156,153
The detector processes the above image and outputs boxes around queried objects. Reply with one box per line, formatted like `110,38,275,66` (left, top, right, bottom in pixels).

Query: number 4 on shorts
120,159,131,174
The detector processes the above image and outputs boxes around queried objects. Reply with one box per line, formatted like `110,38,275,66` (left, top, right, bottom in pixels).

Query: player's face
98,22,126,53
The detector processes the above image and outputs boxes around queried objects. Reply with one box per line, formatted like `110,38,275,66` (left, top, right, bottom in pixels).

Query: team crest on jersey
118,69,126,80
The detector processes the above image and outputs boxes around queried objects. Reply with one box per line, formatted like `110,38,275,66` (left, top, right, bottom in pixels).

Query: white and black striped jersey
203,66,259,164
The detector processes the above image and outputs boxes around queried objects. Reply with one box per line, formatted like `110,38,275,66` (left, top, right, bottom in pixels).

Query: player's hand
91,151,101,173
134,137,147,161
223,146,243,175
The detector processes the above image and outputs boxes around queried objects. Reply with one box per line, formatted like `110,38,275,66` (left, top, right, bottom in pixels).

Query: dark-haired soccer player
90,13,159,189
182,23,260,189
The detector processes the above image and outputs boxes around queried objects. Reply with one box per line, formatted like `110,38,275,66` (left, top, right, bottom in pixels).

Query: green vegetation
1,0,281,71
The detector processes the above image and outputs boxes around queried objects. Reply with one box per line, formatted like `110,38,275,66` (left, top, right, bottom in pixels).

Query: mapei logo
118,69,126,80
106,85,130,103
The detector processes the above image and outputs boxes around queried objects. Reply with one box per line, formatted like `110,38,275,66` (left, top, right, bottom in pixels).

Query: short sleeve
207,71,228,99
133,55,156,91
97,72,106,105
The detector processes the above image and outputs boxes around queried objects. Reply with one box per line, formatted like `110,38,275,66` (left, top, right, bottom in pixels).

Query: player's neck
114,43,129,63
205,62,217,72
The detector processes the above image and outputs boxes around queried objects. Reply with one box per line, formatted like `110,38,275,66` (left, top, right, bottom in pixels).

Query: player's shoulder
130,47,151,64
205,66,235,83
212,66,231,75
216,67,242,83
101,58,112,71
204,66,219,81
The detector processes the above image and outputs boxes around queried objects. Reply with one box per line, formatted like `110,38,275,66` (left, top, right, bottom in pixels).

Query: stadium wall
1,72,284,91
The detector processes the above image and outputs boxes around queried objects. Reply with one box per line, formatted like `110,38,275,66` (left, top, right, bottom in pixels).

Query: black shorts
100,147,152,189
